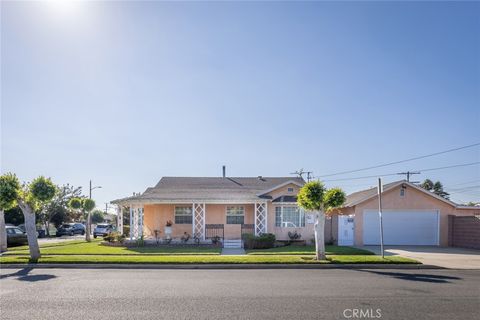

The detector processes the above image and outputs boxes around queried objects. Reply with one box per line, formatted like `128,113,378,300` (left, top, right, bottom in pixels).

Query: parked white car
93,224,113,238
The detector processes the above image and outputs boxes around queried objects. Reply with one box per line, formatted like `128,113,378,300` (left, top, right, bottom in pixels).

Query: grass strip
0,254,418,264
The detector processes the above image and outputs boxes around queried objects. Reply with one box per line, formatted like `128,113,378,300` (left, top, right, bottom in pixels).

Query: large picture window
175,206,192,224
275,206,305,227
226,206,244,224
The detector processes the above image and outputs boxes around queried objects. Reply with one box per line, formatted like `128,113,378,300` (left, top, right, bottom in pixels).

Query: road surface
1,268,479,319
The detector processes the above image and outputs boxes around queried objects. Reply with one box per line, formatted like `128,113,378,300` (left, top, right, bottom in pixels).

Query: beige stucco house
111,175,310,247
111,175,479,248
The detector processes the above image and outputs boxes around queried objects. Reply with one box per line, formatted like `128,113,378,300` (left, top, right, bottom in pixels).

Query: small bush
243,233,276,249
104,231,126,244
122,226,130,237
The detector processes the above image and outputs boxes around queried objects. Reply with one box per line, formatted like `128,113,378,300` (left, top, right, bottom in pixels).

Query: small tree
91,210,105,224
421,179,434,191
0,174,56,260
0,173,21,252
68,197,96,242
40,184,83,236
297,181,346,260
421,179,450,199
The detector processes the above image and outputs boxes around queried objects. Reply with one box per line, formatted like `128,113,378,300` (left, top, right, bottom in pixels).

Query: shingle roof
343,181,400,207
343,180,462,208
272,195,297,203
112,177,305,204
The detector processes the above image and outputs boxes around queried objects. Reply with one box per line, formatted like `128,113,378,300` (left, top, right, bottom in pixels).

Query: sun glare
45,0,85,17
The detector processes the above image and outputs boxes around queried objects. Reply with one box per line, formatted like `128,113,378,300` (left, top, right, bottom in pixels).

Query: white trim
113,199,270,206
116,205,123,235
225,205,245,224
274,205,304,228
254,202,268,235
129,206,133,240
174,205,194,224
256,180,304,196
193,203,206,240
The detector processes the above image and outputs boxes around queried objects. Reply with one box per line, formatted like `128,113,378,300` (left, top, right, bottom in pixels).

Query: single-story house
111,175,309,247
111,174,480,248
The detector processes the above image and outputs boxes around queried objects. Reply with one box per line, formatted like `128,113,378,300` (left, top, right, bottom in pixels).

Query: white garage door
363,210,439,245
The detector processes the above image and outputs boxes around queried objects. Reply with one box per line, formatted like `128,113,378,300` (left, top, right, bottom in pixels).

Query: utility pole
291,169,313,182
89,180,102,199
377,178,385,259
397,171,420,182
306,172,313,182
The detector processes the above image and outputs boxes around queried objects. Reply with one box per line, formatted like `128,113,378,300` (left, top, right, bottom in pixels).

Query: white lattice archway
255,202,267,236
192,203,206,240
130,205,144,240
116,205,123,235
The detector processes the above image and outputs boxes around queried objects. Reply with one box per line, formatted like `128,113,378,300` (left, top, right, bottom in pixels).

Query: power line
322,161,480,182
317,142,480,178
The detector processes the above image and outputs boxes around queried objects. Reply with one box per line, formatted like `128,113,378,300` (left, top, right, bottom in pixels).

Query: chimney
222,165,226,178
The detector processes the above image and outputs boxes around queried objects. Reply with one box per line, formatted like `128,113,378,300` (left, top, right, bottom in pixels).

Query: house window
275,206,305,227
287,187,294,193
400,188,406,197
175,206,192,224
226,206,244,224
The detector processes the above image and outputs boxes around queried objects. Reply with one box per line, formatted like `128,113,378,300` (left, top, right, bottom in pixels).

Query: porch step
223,239,243,249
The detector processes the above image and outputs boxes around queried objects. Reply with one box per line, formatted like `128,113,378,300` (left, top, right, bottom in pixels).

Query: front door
338,215,354,246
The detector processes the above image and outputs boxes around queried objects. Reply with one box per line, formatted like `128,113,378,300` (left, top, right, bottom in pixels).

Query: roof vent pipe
222,165,226,178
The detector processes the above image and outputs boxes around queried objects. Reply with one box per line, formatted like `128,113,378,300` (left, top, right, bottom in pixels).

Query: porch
119,202,268,243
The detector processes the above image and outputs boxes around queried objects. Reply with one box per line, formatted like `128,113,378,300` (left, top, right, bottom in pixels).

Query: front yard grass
5,239,221,255
2,240,419,264
0,254,418,264
247,245,374,255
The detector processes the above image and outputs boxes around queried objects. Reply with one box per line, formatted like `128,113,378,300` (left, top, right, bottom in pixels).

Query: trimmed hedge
243,233,276,249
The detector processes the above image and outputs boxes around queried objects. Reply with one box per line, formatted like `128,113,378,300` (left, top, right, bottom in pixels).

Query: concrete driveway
357,246,480,269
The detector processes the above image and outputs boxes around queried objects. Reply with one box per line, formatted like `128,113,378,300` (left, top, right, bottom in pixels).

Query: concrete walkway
357,246,480,269
221,248,246,255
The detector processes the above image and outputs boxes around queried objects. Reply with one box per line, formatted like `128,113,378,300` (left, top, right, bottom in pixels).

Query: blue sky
1,1,479,210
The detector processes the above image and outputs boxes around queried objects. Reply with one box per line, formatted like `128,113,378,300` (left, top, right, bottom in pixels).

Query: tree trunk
44,221,50,237
85,212,91,242
18,201,41,261
314,210,326,260
0,210,7,252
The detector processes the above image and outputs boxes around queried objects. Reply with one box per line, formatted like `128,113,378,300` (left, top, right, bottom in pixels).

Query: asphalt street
1,268,479,320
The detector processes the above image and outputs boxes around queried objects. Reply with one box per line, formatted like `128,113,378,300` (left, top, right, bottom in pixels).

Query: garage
363,210,440,245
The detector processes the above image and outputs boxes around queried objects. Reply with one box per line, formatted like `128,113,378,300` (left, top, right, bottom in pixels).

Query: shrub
243,233,276,249
123,225,130,237
104,231,125,244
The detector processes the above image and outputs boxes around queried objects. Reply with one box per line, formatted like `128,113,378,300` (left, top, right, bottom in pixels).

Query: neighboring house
333,180,480,247
111,176,479,248
111,174,313,245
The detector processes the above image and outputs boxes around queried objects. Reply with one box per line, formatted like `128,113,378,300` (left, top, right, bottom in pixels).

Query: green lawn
1,240,419,265
5,239,221,255
247,245,374,255
0,254,418,264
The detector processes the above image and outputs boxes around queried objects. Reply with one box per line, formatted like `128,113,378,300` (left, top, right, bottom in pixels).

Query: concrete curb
0,263,445,270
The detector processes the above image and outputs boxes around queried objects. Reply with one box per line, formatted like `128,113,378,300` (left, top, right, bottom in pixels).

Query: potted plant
164,220,173,239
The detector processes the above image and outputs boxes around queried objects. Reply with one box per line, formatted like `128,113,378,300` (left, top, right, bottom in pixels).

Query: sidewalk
356,246,480,269
221,248,246,255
